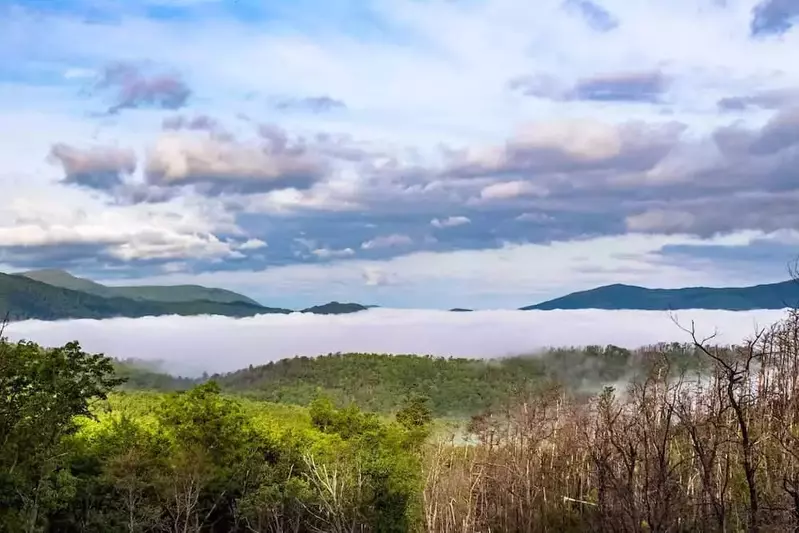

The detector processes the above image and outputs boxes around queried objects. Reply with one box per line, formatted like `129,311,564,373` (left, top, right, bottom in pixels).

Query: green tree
0,338,123,532
155,382,266,532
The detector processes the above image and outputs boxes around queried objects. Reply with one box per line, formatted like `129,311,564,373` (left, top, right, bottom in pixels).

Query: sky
1,0,799,309
7,309,786,376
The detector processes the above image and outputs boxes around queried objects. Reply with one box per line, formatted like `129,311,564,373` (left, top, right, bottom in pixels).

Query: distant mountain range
0,270,372,322
1,269,797,322
21,269,261,305
522,280,799,311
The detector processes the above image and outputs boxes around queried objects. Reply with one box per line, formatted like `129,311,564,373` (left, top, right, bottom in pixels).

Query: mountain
0,273,292,322
449,308,473,312
300,301,369,314
522,280,799,311
20,269,260,305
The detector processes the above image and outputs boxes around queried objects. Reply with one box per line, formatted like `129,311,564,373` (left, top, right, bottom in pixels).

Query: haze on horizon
4,308,787,376
2,0,799,309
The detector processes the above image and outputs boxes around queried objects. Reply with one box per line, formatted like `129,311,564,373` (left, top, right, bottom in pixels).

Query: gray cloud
444,120,684,182
717,89,799,111
39,99,799,274
713,107,799,157
163,114,221,133
511,70,670,103
750,0,799,36
625,191,799,236
48,143,137,190
749,106,799,154
98,62,191,114
571,71,669,103
563,0,619,32
274,96,347,113
145,126,328,194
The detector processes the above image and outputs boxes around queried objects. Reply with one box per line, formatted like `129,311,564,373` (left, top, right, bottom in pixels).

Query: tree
396,394,433,431
0,336,124,532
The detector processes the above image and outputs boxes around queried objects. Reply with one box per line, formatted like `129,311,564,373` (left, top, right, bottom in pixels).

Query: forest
117,342,708,416
4,310,799,532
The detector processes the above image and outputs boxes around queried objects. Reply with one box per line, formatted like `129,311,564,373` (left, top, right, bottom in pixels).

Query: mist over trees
4,308,799,531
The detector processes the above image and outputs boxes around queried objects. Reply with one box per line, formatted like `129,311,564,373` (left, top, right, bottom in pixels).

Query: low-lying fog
4,308,789,377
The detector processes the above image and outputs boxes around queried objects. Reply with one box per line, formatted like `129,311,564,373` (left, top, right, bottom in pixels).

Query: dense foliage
0,337,431,532
206,343,708,416
9,310,799,531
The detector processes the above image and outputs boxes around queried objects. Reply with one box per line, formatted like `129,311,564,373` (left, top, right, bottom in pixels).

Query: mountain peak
522,279,798,311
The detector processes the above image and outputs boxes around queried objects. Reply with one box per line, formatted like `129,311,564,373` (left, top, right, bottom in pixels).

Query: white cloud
0,180,245,261
479,180,547,200
1,0,799,305
238,238,268,250
431,216,471,228
109,231,785,309
626,209,697,233
516,212,554,223
311,247,355,259
361,233,413,249
6,308,787,376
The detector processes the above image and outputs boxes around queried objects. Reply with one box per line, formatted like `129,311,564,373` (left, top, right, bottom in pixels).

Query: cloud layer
1,0,798,307
6,308,787,376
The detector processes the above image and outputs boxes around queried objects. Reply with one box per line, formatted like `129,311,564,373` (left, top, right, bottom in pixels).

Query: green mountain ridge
4,269,797,320
115,342,706,416
522,280,799,311
0,273,292,322
300,301,370,314
0,270,376,321
20,269,261,305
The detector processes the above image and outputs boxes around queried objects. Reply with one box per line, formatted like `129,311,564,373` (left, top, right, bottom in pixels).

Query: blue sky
1,0,799,309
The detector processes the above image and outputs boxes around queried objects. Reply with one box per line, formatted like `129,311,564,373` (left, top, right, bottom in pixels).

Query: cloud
748,106,799,154
0,221,244,263
161,114,229,138
6,309,786,376
311,247,355,259
480,180,547,200
238,238,268,250
144,130,328,194
274,96,347,113
2,0,799,307
122,230,788,310
563,0,619,32
96,61,191,114
361,234,413,249
511,70,670,103
362,266,397,287
570,71,670,103
48,143,137,190
625,209,697,233
751,0,799,36
445,119,684,181
516,212,554,223
431,216,471,228
717,89,799,111
0,180,246,267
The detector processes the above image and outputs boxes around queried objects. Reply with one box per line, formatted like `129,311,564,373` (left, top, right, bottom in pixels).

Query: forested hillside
6,311,799,531
524,280,799,310
117,342,708,416
20,269,262,305
0,273,291,321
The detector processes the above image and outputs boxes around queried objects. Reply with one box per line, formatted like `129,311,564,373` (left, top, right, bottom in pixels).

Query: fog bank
4,308,789,377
